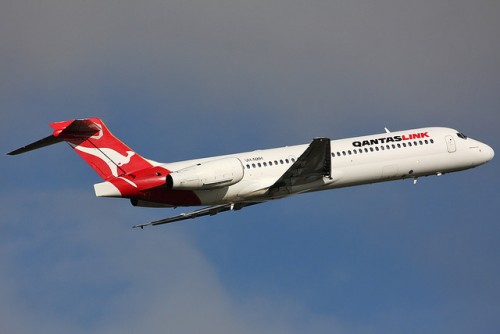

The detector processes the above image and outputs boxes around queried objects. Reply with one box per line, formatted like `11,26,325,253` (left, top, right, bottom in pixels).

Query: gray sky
1,0,499,333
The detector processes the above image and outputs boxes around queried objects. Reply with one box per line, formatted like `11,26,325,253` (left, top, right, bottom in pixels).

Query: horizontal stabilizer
7,118,100,156
50,119,100,139
7,118,153,180
7,135,63,155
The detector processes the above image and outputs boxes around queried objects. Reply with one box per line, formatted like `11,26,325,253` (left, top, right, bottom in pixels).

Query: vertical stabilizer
51,118,153,180
8,118,154,180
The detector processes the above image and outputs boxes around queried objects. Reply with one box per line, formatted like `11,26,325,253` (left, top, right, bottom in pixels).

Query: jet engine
166,157,244,190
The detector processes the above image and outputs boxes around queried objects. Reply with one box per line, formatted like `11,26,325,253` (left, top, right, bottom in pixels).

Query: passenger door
445,135,456,153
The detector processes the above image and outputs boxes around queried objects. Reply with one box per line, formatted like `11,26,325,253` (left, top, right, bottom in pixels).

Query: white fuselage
11,118,494,226
158,127,494,206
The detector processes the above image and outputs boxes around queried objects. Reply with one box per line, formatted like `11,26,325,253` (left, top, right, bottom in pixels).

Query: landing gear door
445,135,456,153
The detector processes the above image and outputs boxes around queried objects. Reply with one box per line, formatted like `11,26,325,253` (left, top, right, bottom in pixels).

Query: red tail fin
49,118,153,180
7,118,153,180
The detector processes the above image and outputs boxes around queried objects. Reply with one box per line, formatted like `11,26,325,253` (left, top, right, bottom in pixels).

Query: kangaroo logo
71,144,135,177
90,123,104,140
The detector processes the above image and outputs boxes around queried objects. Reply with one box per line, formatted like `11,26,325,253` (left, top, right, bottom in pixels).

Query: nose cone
484,144,495,162
469,140,494,167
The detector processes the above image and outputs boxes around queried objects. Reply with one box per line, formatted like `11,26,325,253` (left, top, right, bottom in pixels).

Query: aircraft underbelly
194,187,230,205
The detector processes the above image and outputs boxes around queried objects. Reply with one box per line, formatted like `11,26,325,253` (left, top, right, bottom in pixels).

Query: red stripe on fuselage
109,174,201,207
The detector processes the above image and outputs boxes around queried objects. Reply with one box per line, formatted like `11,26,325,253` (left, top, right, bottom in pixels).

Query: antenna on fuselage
384,127,391,133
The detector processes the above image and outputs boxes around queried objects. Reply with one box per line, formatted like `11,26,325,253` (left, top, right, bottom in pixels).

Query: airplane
7,118,494,228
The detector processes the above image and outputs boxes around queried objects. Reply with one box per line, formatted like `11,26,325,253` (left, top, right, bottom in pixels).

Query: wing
268,137,331,195
134,137,331,228
133,202,262,229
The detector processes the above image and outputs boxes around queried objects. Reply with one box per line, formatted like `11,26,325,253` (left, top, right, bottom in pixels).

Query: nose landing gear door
445,135,456,153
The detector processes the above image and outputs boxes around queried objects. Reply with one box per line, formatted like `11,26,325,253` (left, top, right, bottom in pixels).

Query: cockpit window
457,132,468,140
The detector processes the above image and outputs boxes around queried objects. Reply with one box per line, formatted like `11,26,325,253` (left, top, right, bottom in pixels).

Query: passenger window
280,160,284,164
348,150,352,155
246,164,250,169
291,158,296,162
285,159,289,164
430,139,434,144
424,140,428,144
263,162,267,167
397,144,401,148
258,163,261,167
252,163,256,168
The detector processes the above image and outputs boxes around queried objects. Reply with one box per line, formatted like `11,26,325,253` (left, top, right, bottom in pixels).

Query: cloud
0,189,355,334
1,0,499,332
